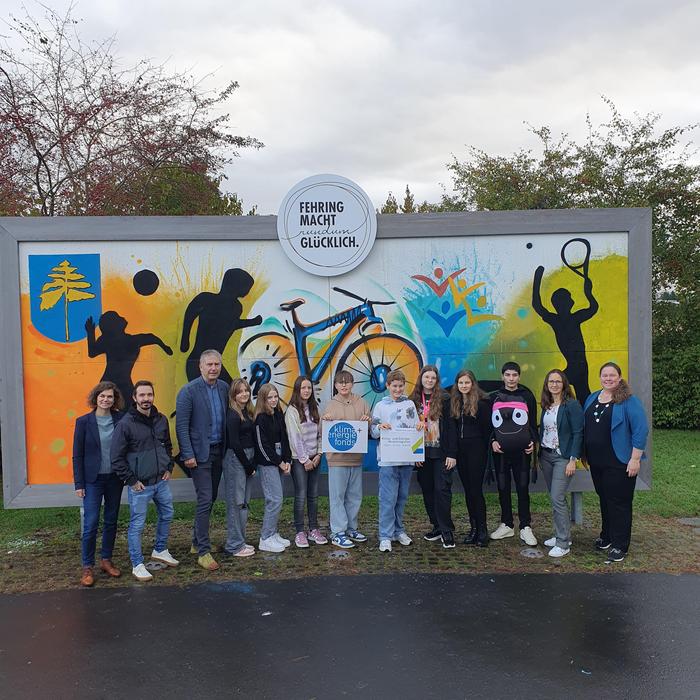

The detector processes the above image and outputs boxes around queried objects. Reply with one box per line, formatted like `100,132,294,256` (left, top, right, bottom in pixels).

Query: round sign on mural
277,174,377,276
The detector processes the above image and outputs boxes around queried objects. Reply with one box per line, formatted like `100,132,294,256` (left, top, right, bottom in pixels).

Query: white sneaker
132,563,153,581
490,523,515,540
548,546,571,558
379,539,392,552
274,533,291,548
151,549,179,567
395,532,412,546
259,536,285,553
519,526,538,546
544,537,572,548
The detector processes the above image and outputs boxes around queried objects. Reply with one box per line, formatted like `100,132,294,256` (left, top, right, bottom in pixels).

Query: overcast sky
5,0,700,213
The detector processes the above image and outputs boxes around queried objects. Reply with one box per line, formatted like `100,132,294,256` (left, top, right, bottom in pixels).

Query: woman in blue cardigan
538,369,584,558
583,362,649,563
73,381,125,586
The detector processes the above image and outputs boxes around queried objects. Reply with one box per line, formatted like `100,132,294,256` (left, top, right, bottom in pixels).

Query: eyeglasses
547,380,563,384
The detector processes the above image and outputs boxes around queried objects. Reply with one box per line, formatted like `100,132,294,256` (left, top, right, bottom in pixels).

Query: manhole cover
145,560,167,571
520,547,544,559
328,550,350,560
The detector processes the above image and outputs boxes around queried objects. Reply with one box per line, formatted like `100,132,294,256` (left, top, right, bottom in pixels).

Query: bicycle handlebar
332,286,396,306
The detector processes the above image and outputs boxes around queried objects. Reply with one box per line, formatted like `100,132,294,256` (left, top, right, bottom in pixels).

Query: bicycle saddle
280,298,305,311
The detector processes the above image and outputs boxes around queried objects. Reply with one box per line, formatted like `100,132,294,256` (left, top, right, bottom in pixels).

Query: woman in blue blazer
583,362,649,564
538,369,584,558
73,381,125,586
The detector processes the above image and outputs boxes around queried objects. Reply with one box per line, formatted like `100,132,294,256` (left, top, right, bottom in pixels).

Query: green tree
443,98,700,348
400,185,416,213
380,192,399,214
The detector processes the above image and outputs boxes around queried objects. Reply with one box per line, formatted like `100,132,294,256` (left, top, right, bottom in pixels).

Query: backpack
491,393,533,453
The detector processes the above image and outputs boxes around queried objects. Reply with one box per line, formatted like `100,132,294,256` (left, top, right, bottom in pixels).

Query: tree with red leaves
0,3,262,216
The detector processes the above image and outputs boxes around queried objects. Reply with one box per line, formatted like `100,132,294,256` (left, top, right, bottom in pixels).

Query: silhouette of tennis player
180,268,262,383
532,238,599,405
85,311,173,402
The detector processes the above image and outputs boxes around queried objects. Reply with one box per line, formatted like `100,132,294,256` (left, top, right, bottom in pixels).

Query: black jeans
191,444,223,555
495,452,531,529
590,463,637,552
416,457,454,534
456,439,487,531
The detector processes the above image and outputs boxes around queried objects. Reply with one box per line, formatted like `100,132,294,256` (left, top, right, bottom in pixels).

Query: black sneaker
442,531,456,548
594,537,612,551
605,547,625,563
423,527,442,542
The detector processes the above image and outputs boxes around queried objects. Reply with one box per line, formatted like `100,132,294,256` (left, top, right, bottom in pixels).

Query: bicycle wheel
336,333,423,411
238,332,297,406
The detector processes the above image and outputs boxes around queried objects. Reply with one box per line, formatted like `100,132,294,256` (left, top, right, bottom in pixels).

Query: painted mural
19,232,628,485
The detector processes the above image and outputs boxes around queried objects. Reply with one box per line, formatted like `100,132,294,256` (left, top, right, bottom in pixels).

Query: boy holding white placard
322,370,371,549
371,370,423,552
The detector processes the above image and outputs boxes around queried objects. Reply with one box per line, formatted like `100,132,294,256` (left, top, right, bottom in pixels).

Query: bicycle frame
290,301,385,383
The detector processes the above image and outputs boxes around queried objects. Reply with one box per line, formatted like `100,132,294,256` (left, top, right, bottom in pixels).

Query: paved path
0,573,697,699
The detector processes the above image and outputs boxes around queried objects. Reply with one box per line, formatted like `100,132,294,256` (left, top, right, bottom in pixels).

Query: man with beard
112,380,179,582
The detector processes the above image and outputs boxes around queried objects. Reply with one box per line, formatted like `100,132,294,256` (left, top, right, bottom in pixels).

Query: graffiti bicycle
238,286,423,409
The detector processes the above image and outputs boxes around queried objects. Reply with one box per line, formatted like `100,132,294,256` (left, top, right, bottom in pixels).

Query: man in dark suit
176,349,229,571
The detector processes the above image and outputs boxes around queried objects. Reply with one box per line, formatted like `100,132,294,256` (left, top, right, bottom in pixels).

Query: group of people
73,350,648,585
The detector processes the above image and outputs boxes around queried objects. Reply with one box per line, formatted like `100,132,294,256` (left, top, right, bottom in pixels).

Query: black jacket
111,405,174,486
419,393,458,460
451,397,492,447
227,410,256,475
254,409,292,466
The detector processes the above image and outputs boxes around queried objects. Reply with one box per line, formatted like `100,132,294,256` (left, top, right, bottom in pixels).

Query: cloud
7,0,700,212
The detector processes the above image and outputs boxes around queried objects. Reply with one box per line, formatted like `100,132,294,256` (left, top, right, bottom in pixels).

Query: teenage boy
371,370,422,552
112,381,179,582
322,370,372,549
490,361,539,546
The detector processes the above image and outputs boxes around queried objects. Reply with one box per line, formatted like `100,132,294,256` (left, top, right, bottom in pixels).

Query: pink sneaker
295,531,309,548
308,528,328,545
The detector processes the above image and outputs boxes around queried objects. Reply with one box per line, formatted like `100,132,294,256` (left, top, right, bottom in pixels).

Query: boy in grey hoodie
370,370,422,552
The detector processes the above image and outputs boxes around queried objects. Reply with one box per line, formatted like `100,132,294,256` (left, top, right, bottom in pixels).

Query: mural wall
19,232,628,485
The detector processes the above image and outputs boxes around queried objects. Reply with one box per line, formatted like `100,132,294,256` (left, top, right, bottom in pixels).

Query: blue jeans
127,480,174,567
81,473,124,566
328,466,363,535
378,465,413,540
291,460,320,532
222,448,255,554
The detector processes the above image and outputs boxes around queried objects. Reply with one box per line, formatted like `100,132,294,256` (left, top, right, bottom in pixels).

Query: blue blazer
72,410,125,489
583,390,649,464
538,398,584,459
175,377,229,463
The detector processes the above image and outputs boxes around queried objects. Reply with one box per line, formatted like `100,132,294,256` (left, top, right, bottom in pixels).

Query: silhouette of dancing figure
85,311,173,402
532,246,598,405
180,268,262,383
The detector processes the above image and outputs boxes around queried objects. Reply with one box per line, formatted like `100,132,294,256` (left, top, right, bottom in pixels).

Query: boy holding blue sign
371,370,423,553
322,370,371,549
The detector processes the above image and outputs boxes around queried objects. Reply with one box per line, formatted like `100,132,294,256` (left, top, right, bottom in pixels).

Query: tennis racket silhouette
560,238,591,279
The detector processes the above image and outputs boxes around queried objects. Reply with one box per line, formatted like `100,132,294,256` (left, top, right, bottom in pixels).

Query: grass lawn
0,429,698,594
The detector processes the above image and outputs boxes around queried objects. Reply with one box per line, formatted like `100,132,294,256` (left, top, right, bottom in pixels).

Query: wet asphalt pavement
0,573,697,699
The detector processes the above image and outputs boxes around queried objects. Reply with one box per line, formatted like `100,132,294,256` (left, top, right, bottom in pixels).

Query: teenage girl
285,376,327,548
450,369,492,546
222,378,257,558
254,383,292,553
410,365,457,548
